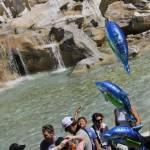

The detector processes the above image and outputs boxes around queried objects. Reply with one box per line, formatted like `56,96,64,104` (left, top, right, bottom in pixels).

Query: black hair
92,113,104,122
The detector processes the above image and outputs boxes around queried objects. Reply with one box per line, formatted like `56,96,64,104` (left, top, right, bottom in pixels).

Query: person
114,105,141,127
77,116,102,150
91,113,111,150
61,116,93,150
9,143,25,150
73,106,82,121
40,124,56,150
114,105,142,150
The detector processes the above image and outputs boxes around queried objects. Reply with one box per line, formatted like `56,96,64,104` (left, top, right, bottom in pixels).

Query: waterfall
50,43,66,71
16,48,29,75
8,48,29,76
41,43,66,71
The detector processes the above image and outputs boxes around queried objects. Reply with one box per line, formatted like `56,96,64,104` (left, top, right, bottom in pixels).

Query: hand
64,135,75,141
61,139,70,145
76,106,82,113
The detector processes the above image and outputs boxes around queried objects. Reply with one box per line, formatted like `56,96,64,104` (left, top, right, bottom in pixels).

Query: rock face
103,0,150,34
0,0,150,84
99,0,119,17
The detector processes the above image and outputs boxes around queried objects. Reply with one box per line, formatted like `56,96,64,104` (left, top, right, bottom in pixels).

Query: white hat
61,116,73,129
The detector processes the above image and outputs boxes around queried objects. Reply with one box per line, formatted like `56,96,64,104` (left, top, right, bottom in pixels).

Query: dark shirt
40,140,55,150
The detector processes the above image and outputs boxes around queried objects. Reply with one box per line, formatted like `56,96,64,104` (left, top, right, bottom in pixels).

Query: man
114,106,141,127
9,143,25,150
61,116,93,150
91,113,111,150
40,124,56,150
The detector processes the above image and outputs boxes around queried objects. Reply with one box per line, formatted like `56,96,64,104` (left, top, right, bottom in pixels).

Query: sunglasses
95,119,102,123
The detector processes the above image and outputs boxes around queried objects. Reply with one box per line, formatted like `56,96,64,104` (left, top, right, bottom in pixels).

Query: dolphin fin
132,124,143,131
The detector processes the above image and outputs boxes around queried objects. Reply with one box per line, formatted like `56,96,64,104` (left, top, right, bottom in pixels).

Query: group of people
39,103,143,150
9,102,144,150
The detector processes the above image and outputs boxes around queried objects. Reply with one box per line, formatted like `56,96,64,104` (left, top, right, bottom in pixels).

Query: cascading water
8,48,29,76
41,42,66,72
50,43,65,70
16,48,29,75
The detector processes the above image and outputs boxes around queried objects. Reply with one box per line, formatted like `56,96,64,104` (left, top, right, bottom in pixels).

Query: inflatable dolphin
105,19,130,74
104,125,147,150
96,81,131,110
95,81,137,124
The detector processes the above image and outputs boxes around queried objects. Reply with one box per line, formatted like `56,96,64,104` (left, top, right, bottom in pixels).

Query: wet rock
128,46,140,58
59,37,86,66
99,0,119,17
129,14,150,34
90,19,99,27
84,27,105,47
49,27,65,42
72,3,83,11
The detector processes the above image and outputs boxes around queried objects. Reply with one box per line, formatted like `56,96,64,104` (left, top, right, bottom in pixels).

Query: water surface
0,51,150,149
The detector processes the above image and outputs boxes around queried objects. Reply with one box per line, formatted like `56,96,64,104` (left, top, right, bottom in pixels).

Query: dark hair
77,116,87,124
65,119,77,132
9,143,25,150
42,124,54,133
92,113,104,122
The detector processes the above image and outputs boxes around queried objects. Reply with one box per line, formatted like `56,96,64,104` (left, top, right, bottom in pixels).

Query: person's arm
65,135,84,150
130,106,141,126
73,106,82,120
49,139,70,150
94,139,102,150
65,135,84,142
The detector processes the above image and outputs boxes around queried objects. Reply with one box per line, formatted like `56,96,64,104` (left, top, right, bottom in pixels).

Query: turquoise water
0,51,150,149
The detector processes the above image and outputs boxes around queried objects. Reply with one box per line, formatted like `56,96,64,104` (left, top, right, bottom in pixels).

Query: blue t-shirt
85,128,97,140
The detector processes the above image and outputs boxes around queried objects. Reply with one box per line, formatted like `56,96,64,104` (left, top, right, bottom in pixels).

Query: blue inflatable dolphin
105,19,130,73
104,125,146,150
96,81,131,110
95,81,137,124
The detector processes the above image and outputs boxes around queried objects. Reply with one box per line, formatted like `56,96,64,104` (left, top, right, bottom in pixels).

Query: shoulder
40,140,54,150
86,128,97,139
76,128,86,135
76,129,90,139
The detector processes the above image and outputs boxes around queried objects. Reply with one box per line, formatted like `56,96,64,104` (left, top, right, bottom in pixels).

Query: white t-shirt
76,129,93,150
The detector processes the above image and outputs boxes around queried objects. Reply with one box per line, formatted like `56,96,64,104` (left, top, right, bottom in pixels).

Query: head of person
61,116,78,134
9,143,25,150
77,116,87,128
92,113,104,128
42,124,55,142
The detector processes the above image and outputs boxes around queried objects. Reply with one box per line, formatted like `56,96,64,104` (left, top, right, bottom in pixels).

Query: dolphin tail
132,124,143,131
124,64,130,74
